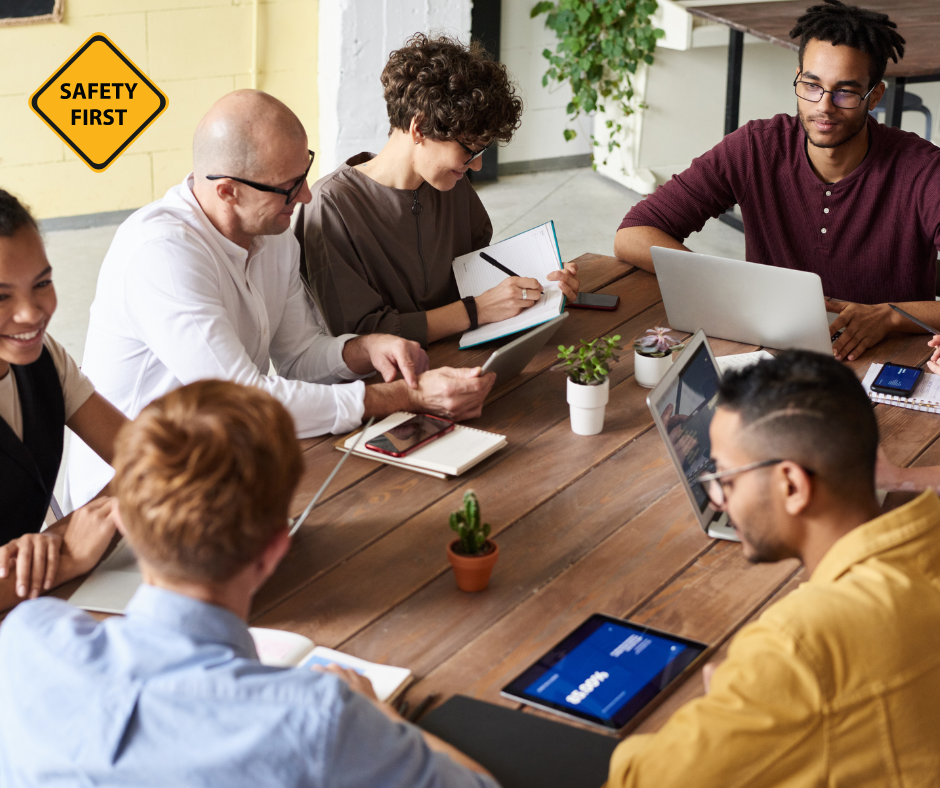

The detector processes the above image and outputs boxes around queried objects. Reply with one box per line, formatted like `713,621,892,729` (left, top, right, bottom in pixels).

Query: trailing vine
531,0,664,164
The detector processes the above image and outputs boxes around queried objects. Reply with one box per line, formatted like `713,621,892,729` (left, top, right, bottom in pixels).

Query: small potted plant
447,490,499,592
554,335,622,436
633,327,684,389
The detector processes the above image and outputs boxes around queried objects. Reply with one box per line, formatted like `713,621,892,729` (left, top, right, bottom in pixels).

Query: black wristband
462,296,479,331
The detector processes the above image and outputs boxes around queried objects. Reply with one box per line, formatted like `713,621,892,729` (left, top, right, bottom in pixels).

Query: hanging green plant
531,0,664,165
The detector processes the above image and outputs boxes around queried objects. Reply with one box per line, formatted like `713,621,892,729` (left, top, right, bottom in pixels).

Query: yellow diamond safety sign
29,33,168,173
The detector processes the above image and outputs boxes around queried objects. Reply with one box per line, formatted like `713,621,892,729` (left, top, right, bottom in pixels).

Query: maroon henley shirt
619,114,940,304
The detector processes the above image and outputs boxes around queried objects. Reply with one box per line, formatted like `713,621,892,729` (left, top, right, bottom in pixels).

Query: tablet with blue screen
501,614,708,731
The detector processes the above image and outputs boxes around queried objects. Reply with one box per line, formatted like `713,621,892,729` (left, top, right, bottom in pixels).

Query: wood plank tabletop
689,1,940,78
248,252,940,742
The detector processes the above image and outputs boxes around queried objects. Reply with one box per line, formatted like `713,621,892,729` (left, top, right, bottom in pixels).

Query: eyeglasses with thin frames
695,459,815,509
206,149,315,205
793,73,878,110
457,140,490,166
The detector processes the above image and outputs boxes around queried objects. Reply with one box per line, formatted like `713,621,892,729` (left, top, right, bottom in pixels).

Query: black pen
889,304,940,335
480,252,520,278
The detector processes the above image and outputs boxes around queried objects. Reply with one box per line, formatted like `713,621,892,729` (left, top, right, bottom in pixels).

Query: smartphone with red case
568,293,620,310
364,414,455,457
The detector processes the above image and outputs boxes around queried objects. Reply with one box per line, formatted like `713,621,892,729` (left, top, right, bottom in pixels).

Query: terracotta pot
446,539,499,592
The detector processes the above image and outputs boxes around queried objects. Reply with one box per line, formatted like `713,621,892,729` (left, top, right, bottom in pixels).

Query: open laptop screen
653,343,719,514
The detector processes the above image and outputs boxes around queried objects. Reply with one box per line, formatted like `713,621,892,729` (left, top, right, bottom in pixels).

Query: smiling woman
297,33,580,348
0,189,127,612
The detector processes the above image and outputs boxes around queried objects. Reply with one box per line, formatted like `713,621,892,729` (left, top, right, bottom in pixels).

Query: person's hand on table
702,660,724,693
828,300,895,361
60,496,120,577
409,367,496,421
547,262,580,300
0,496,117,599
344,334,429,388
475,277,543,324
927,335,940,375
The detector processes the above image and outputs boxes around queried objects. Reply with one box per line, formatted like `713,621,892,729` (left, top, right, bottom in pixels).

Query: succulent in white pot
633,327,685,388
553,335,622,435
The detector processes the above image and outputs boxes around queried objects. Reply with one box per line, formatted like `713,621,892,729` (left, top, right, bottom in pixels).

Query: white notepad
453,221,565,348
861,363,940,413
249,627,412,702
716,350,774,374
339,412,507,477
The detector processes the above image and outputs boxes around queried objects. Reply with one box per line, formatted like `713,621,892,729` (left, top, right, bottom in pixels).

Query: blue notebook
453,221,566,349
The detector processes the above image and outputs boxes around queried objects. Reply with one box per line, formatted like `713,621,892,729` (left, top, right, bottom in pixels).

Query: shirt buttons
821,228,827,234
826,190,832,196
824,208,830,214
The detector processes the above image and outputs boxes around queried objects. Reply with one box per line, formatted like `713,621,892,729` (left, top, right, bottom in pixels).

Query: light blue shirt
0,585,497,788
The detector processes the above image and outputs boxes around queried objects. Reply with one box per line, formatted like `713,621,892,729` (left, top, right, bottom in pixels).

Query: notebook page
458,285,564,348
453,222,562,298
344,413,506,475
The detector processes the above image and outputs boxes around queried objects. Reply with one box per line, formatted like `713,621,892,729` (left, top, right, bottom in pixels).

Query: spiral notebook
861,363,940,413
336,412,507,478
453,222,565,349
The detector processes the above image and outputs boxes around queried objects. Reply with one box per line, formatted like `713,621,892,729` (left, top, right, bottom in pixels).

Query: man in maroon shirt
615,0,940,362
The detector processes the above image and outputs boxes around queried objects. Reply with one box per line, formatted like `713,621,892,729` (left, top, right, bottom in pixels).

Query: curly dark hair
0,189,37,238
381,33,523,148
789,0,905,90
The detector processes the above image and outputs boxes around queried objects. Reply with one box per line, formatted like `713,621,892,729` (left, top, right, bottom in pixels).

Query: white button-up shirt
65,175,365,510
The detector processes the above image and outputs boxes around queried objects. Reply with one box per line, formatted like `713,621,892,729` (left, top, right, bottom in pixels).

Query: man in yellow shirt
609,350,940,786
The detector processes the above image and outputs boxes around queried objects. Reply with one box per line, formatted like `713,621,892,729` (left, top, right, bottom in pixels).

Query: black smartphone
870,363,923,397
364,414,455,457
569,293,620,310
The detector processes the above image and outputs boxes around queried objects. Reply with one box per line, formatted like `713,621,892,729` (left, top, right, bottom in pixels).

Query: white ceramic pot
634,350,674,388
567,377,610,436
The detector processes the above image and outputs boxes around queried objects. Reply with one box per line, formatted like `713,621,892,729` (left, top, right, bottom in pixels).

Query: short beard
797,102,868,150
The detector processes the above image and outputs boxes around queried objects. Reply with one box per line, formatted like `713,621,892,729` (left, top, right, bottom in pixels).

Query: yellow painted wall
0,0,318,219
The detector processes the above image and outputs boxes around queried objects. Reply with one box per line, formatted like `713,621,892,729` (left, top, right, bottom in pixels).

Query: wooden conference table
689,1,940,136
232,252,937,738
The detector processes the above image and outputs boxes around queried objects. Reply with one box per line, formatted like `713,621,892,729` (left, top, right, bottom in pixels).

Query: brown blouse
297,153,493,347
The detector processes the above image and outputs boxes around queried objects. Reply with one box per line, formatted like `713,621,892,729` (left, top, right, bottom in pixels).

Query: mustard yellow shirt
609,491,940,787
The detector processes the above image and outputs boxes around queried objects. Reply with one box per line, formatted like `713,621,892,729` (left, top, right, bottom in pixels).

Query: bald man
65,90,494,509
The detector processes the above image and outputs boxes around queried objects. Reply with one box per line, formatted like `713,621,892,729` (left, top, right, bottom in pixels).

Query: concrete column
318,0,472,174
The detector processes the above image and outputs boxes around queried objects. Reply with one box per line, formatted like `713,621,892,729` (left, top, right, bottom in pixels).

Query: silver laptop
481,312,569,387
651,247,833,354
647,330,738,541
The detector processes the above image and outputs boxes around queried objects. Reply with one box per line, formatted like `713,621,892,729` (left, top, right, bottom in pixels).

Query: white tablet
480,312,569,387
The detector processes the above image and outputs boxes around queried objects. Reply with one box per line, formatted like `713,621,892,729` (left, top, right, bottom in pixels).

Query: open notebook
249,627,412,703
861,363,940,413
453,221,564,348
338,412,507,479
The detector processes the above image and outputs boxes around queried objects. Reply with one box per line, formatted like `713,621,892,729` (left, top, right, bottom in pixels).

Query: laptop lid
646,331,737,541
651,247,832,355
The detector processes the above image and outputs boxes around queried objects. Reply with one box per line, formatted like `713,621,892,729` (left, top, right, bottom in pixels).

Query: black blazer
0,347,64,543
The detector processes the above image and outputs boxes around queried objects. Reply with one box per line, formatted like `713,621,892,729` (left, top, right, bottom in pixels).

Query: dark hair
717,350,878,494
0,189,38,238
381,33,523,148
790,0,905,90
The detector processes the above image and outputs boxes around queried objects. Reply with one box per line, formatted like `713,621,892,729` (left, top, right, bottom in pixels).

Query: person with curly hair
298,33,581,347
616,0,940,364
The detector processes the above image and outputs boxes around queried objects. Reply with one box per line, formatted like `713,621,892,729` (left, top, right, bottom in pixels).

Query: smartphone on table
569,293,620,311
364,414,455,457
870,363,923,397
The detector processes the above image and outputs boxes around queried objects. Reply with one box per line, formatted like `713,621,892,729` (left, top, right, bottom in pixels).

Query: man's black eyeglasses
695,458,815,509
457,140,490,166
206,150,315,204
793,74,878,110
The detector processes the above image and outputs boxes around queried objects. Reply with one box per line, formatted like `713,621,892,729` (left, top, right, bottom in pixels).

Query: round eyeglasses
695,459,787,509
206,150,315,205
793,74,878,110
